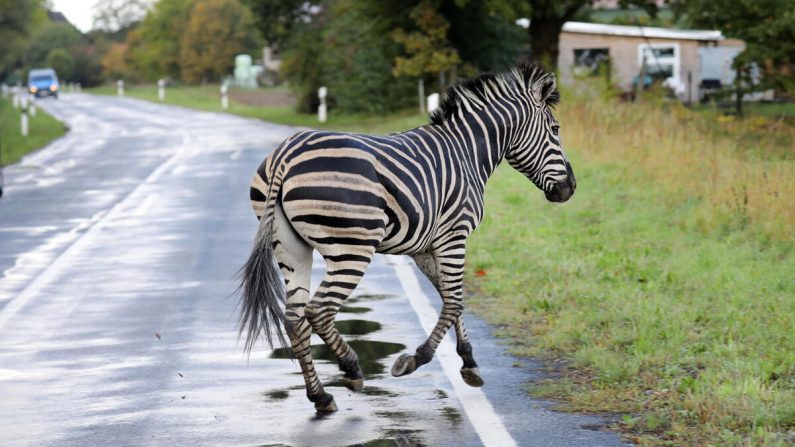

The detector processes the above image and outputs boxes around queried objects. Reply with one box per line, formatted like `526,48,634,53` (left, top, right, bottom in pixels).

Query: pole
318,86,327,123
220,84,228,110
117,79,124,97
20,95,29,137
734,67,744,118
635,55,647,102
158,79,165,101
418,79,425,115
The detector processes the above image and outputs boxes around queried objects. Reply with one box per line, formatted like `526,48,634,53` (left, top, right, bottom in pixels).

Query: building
557,21,746,102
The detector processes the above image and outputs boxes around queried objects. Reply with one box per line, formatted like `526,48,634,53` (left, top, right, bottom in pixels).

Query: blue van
28,68,60,98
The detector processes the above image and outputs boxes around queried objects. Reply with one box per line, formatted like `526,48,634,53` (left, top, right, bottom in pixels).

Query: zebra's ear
530,74,557,105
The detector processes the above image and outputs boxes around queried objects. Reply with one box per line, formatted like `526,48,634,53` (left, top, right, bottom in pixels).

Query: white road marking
131,193,160,217
0,150,187,330
391,255,519,447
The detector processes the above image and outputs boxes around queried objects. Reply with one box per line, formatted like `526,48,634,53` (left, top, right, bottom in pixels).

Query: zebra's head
506,65,576,203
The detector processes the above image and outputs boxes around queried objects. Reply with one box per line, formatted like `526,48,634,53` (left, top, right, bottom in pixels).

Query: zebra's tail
237,168,291,355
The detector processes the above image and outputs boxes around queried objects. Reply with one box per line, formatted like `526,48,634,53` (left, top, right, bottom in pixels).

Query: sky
51,0,96,32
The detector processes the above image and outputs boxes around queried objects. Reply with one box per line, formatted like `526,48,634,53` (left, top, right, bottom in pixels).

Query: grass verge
467,91,795,446
0,96,67,166
86,84,427,135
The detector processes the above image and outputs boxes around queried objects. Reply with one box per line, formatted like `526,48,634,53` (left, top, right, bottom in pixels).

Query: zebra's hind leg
306,252,374,393
407,253,483,387
273,203,337,413
454,316,483,387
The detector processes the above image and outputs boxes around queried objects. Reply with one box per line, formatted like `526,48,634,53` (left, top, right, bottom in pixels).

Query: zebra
239,61,576,412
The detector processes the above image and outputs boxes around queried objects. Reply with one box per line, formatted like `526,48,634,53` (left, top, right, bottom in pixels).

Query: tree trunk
528,18,565,70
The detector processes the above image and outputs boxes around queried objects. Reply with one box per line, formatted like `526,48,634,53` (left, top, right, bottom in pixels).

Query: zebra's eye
551,125,560,136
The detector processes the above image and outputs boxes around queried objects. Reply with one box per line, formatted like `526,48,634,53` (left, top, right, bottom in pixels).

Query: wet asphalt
0,93,631,447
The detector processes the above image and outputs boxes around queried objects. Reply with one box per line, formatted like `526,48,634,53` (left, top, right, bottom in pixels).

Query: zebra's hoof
314,393,338,413
460,367,484,387
391,353,416,377
342,376,364,392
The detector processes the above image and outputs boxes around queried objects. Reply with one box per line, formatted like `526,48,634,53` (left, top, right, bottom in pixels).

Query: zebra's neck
437,97,527,189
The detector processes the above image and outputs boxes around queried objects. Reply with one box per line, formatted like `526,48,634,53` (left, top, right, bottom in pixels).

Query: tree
497,0,657,70
26,22,82,69
0,0,46,81
128,0,194,80
101,42,133,79
241,0,305,47
45,48,75,80
179,0,260,84
670,0,795,93
92,0,150,32
391,0,462,86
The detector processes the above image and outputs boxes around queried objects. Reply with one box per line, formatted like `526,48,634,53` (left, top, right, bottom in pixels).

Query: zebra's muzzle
545,178,575,203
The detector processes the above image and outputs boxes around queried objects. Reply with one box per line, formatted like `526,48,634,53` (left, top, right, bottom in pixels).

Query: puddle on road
339,305,372,314
347,294,396,304
271,339,405,377
352,430,425,447
335,319,381,336
263,389,289,400
433,389,448,399
440,407,462,425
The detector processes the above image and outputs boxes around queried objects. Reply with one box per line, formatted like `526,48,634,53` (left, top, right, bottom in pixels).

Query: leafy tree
491,0,657,69
280,15,325,113
443,0,527,73
241,0,305,47
101,42,134,80
391,1,461,81
45,48,75,80
92,0,149,32
180,0,261,84
26,22,82,69
670,0,795,93
129,0,194,80
0,0,45,82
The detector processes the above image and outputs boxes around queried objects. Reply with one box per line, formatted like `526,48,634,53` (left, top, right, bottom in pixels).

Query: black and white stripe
239,62,576,412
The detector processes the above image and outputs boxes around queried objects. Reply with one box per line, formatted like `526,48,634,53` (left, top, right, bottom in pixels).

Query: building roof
561,21,724,41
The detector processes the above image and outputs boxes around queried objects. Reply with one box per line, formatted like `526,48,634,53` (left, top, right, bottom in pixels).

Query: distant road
0,93,629,447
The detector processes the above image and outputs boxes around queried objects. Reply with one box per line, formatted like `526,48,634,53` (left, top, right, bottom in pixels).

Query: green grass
86,84,427,135
466,93,795,445
0,96,67,166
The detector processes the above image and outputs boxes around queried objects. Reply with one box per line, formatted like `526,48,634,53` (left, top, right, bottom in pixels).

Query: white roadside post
76,83,81,93
117,79,124,97
29,96,36,117
20,94,29,137
220,84,229,110
318,86,327,123
12,88,20,109
418,79,425,115
158,78,165,101
427,92,440,114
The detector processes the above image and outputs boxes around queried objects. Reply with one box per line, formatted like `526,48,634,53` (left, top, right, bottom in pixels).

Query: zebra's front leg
392,251,465,378
273,204,336,412
306,253,373,393
408,253,483,387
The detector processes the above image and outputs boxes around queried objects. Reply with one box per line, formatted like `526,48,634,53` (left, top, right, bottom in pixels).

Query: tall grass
557,88,794,241
467,88,795,446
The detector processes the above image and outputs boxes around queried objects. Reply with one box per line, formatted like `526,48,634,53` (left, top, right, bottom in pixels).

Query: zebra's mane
429,61,560,126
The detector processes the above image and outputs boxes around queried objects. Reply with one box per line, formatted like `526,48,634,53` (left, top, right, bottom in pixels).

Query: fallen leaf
178,373,183,378
475,269,487,277
181,395,186,400
155,332,161,340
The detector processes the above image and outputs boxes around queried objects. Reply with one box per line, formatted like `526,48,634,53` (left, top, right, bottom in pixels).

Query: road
0,93,630,447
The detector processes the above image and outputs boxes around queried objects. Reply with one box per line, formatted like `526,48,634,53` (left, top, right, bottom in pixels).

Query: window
573,48,610,77
638,43,680,82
